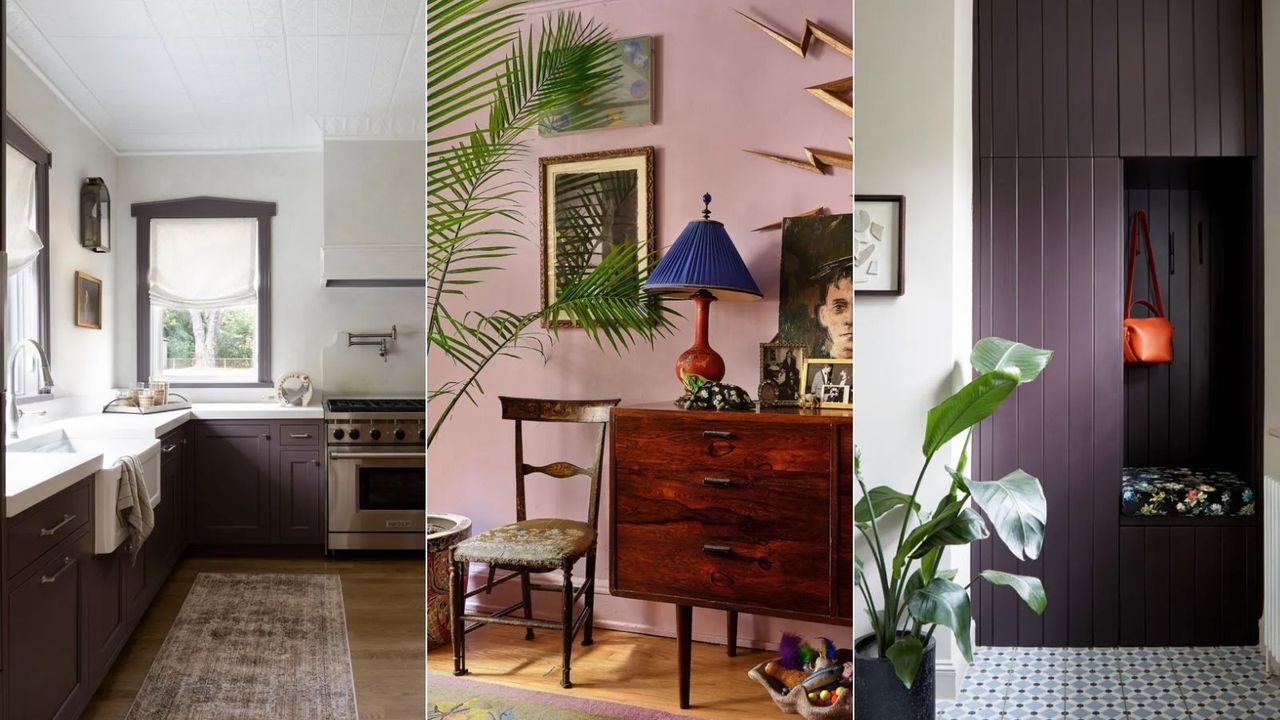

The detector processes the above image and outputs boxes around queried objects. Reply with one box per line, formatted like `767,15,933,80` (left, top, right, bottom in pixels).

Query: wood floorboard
82,555,425,720
426,623,784,719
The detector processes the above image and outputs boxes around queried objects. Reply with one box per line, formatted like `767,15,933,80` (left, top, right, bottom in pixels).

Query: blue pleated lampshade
642,201,762,302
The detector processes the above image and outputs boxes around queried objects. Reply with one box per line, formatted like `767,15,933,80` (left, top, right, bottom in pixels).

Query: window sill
164,381,272,389
14,392,57,406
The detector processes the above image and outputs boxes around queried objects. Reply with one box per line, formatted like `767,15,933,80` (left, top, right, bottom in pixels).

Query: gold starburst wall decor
745,147,853,175
733,11,852,58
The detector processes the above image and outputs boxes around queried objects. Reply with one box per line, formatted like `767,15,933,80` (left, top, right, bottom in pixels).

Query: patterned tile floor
937,646,1280,718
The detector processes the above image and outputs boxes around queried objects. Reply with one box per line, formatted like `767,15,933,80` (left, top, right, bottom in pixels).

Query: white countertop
5,402,324,517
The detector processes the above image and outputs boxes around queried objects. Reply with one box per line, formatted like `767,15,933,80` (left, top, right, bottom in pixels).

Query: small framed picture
801,358,852,409
75,271,102,329
759,342,807,407
854,194,905,296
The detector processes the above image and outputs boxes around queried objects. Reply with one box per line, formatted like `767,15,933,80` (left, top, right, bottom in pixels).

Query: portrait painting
75,271,102,330
759,342,806,407
777,214,853,359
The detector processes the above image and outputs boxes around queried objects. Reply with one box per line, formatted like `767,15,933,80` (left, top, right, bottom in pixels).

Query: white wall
854,0,973,699
114,148,424,398
1262,5,1280,491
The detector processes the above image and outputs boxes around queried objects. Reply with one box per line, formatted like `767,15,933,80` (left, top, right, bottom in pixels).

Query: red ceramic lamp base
675,290,725,388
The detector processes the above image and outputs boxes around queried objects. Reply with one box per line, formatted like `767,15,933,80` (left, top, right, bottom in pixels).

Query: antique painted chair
449,397,619,688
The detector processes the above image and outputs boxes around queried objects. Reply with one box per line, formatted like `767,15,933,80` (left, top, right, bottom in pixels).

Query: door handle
289,433,312,439
328,451,425,460
39,514,76,537
162,443,178,453
40,556,74,584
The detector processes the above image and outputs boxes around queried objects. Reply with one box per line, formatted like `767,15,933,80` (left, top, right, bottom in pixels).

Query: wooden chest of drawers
609,405,852,708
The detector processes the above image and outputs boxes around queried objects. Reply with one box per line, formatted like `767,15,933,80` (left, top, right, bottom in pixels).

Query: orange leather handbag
1124,209,1174,365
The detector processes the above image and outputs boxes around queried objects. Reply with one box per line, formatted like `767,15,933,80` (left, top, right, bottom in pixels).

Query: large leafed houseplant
855,337,1054,689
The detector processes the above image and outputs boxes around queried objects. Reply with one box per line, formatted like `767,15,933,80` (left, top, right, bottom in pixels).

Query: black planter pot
853,633,935,720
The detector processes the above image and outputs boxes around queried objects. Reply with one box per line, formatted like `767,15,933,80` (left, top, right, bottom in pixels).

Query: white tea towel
116,455,154,564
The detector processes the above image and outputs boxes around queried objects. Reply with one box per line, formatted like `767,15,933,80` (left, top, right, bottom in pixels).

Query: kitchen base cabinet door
192,423,272,543
86,547,127,687
275,450,324,544
8,530,92,720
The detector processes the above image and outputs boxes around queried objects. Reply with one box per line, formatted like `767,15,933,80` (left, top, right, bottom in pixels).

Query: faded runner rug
429,673,695,719
125,573,358,720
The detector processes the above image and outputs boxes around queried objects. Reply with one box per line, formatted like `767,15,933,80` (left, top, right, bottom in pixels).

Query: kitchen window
133,198,275,387
4,115,51,399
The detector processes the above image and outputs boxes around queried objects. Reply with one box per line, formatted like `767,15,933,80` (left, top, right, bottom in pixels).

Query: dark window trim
3,114,52,372
133,196,276,388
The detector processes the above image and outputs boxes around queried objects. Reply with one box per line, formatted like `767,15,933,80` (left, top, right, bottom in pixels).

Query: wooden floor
83,554,425,720
426,624,782,719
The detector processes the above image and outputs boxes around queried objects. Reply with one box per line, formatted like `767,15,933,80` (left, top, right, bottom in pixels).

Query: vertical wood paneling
979,0,994,157
992,0,1020,156
1118,528,1146,645
1145,174,1171,460
1143,0,1171,155
974,158,995,646
1118,0,1146,155
1218,0,1245,155
1169,528,1196,644
1066,158,1096,646
1194,527,1223,644
1168,0,1197,154
1041,158,1071,646
990,157,1020,646
1043,1,1070,155
1143,527,1171,645
1246,526,1261,642
1242,0,1258,154
1193,0,1221,155
1167,164,1191,461
1067,0,1096,156
1124,177,1150,464
1188,188,1211,460
1016,158,1045,646
1093,0,1121,155
1018,1,1044,156
1221,526,1247,643
1091,156,1123,646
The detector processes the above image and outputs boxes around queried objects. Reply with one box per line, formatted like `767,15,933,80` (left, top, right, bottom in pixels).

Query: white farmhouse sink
10,429,161,553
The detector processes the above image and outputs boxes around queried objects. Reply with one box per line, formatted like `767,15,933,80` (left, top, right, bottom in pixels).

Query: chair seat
453,518,595,571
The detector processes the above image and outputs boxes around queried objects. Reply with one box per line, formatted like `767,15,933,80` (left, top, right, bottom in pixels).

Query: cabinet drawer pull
702,544,733,556
162,443,178,453
702,430,733,439
703,477,733,487
40,557,74,584
289,433,312,439
39,514,76,537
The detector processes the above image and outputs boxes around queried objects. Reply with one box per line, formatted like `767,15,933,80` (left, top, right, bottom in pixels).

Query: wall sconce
80,177,110,253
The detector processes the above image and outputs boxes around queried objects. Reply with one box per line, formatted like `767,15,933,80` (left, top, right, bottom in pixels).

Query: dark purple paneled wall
972,0,1261,648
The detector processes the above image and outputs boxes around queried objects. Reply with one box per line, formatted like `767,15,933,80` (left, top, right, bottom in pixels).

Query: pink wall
428,0,853,648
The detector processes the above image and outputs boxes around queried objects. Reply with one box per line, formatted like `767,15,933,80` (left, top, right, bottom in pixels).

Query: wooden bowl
747,660,851,719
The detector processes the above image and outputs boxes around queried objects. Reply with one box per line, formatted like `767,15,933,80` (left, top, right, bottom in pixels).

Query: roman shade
5,144,41,274
149,217,258,309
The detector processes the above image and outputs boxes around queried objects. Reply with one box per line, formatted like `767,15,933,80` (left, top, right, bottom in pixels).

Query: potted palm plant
854,337,1053,719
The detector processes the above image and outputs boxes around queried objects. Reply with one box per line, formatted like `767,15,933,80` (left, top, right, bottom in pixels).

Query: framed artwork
759,342,807,407
539,146,655,326
777,214,852,359
75,271,102,329
539,36,654,136
801,358,852,409
854,194,905,295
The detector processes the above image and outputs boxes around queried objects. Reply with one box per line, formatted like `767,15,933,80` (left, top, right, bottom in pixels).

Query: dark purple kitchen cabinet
192,422,273,543
274,449,324,544
86,547,127,687
146,433,186,582
8,529,92,720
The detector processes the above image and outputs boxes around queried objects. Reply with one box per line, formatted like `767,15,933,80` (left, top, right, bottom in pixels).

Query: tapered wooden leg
561,564,575,688
726,610,738,657
450,559,468,676
677,604,692,709
519,570,535,640
582,550,597,646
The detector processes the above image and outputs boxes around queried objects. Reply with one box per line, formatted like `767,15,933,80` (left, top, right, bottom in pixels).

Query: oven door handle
328,451,426,460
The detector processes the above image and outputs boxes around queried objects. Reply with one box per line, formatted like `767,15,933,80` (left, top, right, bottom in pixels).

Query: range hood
322,244,424,287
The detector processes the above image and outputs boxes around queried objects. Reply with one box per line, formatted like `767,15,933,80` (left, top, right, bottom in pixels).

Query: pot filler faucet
7,338,54,439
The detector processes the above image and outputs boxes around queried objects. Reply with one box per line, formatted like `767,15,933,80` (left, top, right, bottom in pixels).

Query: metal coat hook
348,325,397,361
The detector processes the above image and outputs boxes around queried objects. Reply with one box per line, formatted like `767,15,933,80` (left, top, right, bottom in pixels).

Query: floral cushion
1121,467,1256,517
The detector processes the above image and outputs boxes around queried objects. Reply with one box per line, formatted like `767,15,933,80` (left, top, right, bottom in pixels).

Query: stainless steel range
325,398,425,551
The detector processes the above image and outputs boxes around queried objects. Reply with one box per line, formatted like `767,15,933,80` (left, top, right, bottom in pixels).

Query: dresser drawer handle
702,430,734,439
703,477,733,487
289,433,312,439
40,556,74,584
39,514,76,537
702,544,733,556
162,443,178,453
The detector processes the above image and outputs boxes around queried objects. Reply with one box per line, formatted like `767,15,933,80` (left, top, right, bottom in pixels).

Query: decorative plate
275,371,313,407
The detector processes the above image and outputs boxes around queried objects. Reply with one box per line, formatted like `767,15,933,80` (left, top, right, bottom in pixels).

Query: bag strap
1125,209,1166,319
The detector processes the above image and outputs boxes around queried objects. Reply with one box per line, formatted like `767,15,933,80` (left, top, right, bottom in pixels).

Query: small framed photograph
801,358,852,409
854,194,905,296
74,271,102,329
759,342,807,407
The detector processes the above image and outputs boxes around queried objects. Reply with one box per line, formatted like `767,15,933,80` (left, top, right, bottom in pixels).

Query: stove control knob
393,428,406,441
348,428,361,440
369,428,382,440
332,428,345,440
419,428,426,441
